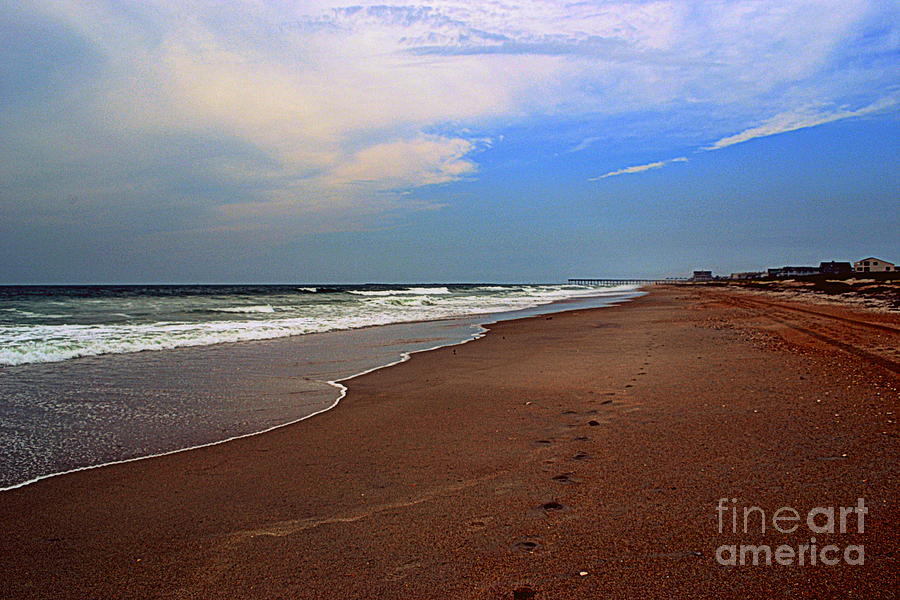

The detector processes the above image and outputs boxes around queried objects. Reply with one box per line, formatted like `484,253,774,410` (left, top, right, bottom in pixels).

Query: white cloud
568,136,602,153
327,135,477,188
591,157,687,180
706,97,898,150
4,0,897,234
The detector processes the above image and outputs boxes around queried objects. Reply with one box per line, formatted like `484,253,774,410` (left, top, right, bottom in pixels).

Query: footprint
466,517,492,531
572,451,590,461
512,540,540,553
513,586,537,599
539,501,567,512
587,420,600,426
551,473,577,484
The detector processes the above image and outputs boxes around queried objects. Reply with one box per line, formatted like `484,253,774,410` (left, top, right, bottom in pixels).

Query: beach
0,286,897,599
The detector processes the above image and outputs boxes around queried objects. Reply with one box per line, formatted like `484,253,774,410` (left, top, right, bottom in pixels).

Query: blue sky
1,0,898,283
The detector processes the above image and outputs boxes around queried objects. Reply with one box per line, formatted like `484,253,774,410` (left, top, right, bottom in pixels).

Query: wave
207,305,276,314
349,287,451,296
0,309,72,319
297,287,318,293
0,284,641,366
3,309,37,317
362,296,439,307
0,320,317,366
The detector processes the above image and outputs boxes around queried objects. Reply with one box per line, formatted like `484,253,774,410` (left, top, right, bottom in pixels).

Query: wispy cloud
591,157,687,180
568,136,602,153
706,97,898,150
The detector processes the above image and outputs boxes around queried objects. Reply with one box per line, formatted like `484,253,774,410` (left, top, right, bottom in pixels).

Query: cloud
568,136,602,153
591,157,688,180
2,0,897,239
705,97,898,150
326,135,477,188
589,95,897,181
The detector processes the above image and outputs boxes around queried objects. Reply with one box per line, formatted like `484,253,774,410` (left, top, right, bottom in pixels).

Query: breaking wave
0,283,640,366
208,305,276,314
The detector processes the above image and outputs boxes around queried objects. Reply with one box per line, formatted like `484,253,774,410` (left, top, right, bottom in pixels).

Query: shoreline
0,323,480,493
1,287,896,598
0,289,642,491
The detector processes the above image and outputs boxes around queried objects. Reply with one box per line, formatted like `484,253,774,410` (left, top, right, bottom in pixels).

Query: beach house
853,257,895,272
767,266,820,278
819,261,853,275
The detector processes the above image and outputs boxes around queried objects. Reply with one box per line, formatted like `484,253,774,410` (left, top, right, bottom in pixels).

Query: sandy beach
1,286,897,599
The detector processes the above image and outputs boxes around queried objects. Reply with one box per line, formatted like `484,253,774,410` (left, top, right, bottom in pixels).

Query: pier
568,278,684,285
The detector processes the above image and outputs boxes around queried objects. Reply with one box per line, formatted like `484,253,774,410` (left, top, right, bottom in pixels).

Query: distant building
730,271,765,280
853,257,895,273
692,270,713,281
819,261,852,275
767,266,819,278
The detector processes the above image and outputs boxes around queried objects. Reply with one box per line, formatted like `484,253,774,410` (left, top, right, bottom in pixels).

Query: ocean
0,283,641,489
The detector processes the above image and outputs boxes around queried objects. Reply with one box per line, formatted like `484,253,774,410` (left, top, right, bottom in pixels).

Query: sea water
0,283,641,488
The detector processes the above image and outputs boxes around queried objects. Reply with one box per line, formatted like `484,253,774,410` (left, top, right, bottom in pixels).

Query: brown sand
703,273,900,312
0,287,897,599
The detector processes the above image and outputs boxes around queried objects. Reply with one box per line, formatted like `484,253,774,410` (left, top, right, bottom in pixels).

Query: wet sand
0,287,897,599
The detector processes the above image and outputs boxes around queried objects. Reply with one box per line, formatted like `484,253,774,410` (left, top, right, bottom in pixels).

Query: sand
0,287,897,599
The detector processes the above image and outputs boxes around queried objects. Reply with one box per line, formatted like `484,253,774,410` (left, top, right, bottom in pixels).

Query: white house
853,257,895,273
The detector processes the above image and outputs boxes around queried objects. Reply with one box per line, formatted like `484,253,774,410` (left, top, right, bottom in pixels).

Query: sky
1,0,898,283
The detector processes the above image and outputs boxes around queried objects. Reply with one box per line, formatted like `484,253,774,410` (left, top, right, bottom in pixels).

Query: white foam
209,305,276,314
404,286,452,294
349,287,451,296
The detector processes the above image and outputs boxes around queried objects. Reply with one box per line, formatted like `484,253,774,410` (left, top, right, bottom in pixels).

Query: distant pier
568,278,684,285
